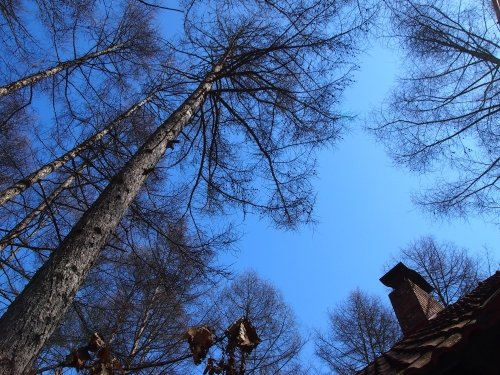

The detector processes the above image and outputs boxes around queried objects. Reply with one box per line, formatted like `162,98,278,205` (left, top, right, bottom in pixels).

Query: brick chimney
380,262,444,336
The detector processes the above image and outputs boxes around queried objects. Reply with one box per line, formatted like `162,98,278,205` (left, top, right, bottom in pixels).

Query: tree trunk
126,285,161,368
0,43,124,98
0,167,82,263
0,94,152,206
0,61,223,374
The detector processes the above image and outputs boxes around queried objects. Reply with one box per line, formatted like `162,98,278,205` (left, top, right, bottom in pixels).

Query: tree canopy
315,289,400,375
0,0,375,372
375,0,500,220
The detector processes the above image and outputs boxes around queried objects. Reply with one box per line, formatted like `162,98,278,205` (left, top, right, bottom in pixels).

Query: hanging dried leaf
93,343,124,375
62,333,123,375
96,346,112,363
203,358,224,375
185,325,214,364
88,332,106,352
112,359,124,373
225,317,261,353
65,347,91,369
89,362,111,375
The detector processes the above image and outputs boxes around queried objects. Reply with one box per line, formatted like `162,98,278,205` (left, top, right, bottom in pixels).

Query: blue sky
218,39,499,367
7,3,495,372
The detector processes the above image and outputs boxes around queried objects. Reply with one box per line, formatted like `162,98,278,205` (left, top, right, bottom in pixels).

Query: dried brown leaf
89,362,112,375
185,326,214,364
65,347,91,369
226,317,261,353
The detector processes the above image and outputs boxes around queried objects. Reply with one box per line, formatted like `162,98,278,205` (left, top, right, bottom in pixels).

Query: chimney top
380,262,433,294
381,262,444,335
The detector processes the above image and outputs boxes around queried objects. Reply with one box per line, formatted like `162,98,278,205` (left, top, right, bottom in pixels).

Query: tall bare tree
203,271,305,375
0,93,154,206
3,1,158,79
0,43,131,98
375,0,500,220
315,289,400,375
0,0,374,372
0,0,170,313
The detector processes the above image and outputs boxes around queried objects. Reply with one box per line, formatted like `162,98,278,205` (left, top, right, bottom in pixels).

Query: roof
358,271,500,375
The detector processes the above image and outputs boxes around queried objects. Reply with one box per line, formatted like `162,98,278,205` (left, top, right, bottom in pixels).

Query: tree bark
0,94,152,206
0,43,124,98
0,61,223,374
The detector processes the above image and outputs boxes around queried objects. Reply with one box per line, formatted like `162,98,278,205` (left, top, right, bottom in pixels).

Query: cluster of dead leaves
186,317,261,375
65,333,123,375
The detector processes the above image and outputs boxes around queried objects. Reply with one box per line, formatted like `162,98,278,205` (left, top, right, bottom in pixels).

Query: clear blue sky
152,4,498,372
218,40,499,368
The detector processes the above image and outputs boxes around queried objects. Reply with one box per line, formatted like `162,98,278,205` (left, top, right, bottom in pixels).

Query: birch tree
0,0,374,372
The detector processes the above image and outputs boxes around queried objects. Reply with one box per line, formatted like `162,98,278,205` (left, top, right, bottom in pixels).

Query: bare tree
0,167,80,257
204,271,305,375
0,0,373,372
35,227,218,374
0,93,154,206
375,0,500,220
315,289,400,375
0,0,160,100
0,43,130,98
397,236,486,306
0,0,173,317
0,90,34,190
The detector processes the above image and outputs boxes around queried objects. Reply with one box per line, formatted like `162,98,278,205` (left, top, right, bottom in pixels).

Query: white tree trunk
0,94,152,206
0,62,222,374
0,44,124,98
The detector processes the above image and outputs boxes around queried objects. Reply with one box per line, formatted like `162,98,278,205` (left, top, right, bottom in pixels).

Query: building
357,263,500,374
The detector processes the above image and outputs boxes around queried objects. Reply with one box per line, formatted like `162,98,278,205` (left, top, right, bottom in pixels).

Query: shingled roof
357,271,500,375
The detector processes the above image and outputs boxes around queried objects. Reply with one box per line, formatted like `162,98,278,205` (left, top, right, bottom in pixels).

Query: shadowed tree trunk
0,58,225,374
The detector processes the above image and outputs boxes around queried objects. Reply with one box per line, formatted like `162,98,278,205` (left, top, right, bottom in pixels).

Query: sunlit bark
0,43,124,98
